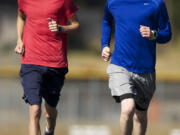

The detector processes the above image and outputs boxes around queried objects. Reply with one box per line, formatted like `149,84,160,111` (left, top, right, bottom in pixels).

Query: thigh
107,64,135,103
42,68,68,107
133,73,156,111
121,98,136,114
20,64,43,106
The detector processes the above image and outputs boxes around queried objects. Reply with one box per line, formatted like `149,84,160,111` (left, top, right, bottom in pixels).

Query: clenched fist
139,25,153,39
102,46,111,62
47,18,63,33
14,40,24,55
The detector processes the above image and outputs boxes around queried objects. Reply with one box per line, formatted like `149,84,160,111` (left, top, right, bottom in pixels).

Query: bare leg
29,105,42,135
133,110,147,135
44,102,57,132
120,98,135,135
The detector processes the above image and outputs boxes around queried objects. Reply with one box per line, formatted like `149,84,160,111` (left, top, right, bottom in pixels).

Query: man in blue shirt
101,0,171,135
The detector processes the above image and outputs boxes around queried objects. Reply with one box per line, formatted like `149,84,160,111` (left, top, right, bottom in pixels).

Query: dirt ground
1,122,180,135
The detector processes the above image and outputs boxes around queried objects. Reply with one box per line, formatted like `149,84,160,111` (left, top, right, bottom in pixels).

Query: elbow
167,32,172,42
102,17,113,27
157,32,172,44
75,22,80,31
102,20,113,27
76,22,80,31
18,11,26,21
73,22,80,33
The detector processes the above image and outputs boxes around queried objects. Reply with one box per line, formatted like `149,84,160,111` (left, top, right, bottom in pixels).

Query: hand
140,25,153,39
14,40,24,55
47,18,63,33
102,46,111,62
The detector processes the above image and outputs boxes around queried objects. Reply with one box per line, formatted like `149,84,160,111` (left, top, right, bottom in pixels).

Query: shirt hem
21,61,68,68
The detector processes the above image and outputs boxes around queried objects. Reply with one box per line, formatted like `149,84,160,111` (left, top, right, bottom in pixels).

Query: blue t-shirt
101,0,172,73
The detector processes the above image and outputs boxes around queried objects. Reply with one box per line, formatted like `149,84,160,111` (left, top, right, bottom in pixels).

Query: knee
44,108,57,119
121,99,135,120
121,106,135,120
133,111,147,123
30,105,41,119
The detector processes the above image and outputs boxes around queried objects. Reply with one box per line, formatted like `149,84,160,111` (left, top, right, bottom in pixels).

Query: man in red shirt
15,0,80,135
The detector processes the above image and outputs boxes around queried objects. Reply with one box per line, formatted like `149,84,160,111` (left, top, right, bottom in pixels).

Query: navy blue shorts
20,64,68,107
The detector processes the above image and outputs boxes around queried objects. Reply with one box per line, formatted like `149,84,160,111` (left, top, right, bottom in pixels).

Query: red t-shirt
18,0,78,68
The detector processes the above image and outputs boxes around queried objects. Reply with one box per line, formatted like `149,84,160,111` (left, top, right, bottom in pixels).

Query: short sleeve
17,0,24,14
63,0,78,18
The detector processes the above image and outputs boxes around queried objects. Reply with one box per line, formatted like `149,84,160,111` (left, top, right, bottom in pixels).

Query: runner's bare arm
48,15,80,33
15,11,26,55
63,15,80,33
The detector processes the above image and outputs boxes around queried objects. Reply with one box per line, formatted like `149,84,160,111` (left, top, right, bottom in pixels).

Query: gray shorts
107,64,156,111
